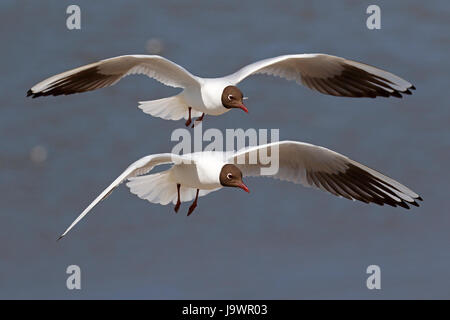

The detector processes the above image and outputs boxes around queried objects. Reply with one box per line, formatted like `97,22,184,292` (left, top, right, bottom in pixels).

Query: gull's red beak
238,182,250,193
239,104,249,113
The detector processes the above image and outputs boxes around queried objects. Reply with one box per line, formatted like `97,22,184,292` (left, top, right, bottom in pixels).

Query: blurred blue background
1,0,449,299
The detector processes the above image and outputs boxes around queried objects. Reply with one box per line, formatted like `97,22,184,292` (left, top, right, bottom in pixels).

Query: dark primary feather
310,163,421,209
27,66,121,98
303,64,415,99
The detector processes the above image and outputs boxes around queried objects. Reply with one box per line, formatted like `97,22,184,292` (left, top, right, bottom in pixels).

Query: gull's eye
228,94,234,101
227,173,233,179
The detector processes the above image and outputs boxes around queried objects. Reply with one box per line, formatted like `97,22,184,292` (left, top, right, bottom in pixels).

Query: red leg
174,184,181,213
187,189,199,216
191,113,205,128
185,107,192,127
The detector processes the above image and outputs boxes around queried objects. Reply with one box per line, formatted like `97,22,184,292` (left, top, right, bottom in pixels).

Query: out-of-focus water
0,0,449,299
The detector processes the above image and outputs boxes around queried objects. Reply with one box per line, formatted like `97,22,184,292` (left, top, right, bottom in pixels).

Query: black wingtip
410,85,416,90
391,91,403,98
411,202,419,207
417,196,423,201
57,235,64,241
27,89,42,98
397,201,410,209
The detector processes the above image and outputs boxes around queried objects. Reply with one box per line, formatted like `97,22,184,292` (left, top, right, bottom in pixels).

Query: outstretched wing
58,153,183,239
229,141,422,208
28,55,200,98
226,54,415,98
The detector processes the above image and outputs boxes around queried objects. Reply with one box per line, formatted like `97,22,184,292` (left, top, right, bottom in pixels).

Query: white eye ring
227,173,232,179
228,94,233,100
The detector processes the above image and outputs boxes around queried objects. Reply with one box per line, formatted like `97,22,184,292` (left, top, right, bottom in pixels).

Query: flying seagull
58,140,422,239
28,54,415,127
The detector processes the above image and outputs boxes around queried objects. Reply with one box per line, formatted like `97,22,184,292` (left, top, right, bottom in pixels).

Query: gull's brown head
221,86,248,113
219,164,249,193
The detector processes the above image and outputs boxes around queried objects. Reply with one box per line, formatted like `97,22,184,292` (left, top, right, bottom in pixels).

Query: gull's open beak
238,182,250,193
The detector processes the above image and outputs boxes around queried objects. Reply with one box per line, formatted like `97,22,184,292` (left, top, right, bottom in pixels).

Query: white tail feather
138,94,202,121
127,171,219,205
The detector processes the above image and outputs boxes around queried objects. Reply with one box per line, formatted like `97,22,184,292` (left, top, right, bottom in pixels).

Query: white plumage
28,54,415,125
58,141,422,239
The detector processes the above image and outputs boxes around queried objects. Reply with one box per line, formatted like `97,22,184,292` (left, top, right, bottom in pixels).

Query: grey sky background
0,0,449,299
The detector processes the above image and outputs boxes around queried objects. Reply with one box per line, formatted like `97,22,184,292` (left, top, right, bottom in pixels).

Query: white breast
198,79,231,115
169,152,225,190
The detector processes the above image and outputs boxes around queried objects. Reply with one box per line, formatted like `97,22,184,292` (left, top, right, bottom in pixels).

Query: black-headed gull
58,140,422,239
28,54,415,127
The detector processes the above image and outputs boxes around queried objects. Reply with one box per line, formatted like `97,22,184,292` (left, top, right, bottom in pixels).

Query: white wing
229,141,422,209
58,153,183,239
28,55,200,98
226,54,415,98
